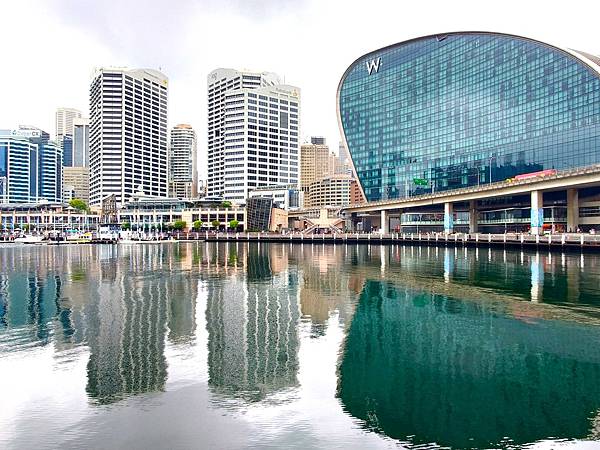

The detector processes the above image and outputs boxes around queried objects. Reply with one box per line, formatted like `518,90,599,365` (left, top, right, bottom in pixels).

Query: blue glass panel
339,33,600,202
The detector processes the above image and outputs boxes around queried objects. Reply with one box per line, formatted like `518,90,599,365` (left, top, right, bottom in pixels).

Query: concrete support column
530,190,544,235
567,188,579,233
468,200,478,234
380,209,389,234
444,202,454,234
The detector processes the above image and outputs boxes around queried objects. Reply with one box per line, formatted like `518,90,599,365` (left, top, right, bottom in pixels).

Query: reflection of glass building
338,32,600,202
338,280,600,448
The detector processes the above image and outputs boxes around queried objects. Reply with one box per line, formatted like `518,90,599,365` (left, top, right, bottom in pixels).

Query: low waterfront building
0,202,98,231
248,184,301,210
119,193,246,230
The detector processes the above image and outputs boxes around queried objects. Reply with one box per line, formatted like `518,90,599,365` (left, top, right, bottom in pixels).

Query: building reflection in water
86,244,200,404
338,279,600,448
205,242,301,403
0,244,200,405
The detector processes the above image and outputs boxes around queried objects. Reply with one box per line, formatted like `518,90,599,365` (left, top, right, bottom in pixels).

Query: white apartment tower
207,69,300,203
169,124,197,199
89,67,168,206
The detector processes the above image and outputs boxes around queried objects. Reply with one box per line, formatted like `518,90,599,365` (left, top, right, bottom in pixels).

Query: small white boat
14,235,46,244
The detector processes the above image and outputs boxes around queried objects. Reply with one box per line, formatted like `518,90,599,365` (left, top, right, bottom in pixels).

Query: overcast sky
2,0,599,179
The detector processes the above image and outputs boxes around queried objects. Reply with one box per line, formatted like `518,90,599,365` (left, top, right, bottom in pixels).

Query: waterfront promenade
193,231,600,251
2,230,600,251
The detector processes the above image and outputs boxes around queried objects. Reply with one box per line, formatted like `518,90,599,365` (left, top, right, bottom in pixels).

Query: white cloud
1,0,599,179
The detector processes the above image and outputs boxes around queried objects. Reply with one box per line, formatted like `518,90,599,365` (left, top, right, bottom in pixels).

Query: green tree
69,198,89,212
193,220,203,230
211,219,221,229
220,201,232,208
229,219,239,230
173,220,187,231
122,221,131,230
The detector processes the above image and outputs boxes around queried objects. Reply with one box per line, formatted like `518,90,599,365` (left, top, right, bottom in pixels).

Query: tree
193,220,203,230
220,201,232,209
229,219,239,230
122,222,131,230
173,220,187,231
69,198,89,213
211,219,221,229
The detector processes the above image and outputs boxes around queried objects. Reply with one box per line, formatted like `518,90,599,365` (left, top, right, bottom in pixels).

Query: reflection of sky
3,243,600,449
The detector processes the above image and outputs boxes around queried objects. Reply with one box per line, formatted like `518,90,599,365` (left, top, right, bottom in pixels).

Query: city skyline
2,1,599,181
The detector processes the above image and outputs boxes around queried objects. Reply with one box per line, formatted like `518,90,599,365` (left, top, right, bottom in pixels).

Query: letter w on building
366,57,381,75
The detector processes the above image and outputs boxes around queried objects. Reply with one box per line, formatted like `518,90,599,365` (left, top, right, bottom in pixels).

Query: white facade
207,68,294,201
55,107,82,141
169,124,197,199
89,67,168,206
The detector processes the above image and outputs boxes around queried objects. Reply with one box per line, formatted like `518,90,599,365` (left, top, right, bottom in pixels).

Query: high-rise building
300,137,331,194
55,108,82,167
0,131,38,204
168,124,197,199
64,167,90,203
72,118,90,167
89,67,168,206
207,69,300,203
338,32,600,202
338,141,350,165
0,127,63,204
17,126,62,203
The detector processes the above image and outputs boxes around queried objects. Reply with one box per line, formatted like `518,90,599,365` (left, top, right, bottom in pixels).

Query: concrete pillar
530,252,544,303
468,200,478,234
444,202,454,234
567,188,579,233
530,190,544,235
380,210,389,234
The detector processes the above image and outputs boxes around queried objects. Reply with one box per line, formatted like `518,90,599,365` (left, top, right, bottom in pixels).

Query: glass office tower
338,32,600,202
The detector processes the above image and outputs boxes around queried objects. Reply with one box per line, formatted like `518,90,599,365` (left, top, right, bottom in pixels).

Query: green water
1,243,600,449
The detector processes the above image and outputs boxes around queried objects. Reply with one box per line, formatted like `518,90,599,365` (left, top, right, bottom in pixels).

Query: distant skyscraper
55,108,82,167
300,137,331,193
89,68,168,206
338,141,350,165
207,69,300,203
72,118,90,167
168,124,197,199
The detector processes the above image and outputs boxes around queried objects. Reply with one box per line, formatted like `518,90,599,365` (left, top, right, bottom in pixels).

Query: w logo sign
366,57,381,75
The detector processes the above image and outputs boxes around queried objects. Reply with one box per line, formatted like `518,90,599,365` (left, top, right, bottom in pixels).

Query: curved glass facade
338,32,600,202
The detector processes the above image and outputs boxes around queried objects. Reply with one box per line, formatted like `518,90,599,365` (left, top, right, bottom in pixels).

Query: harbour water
1,242,600,449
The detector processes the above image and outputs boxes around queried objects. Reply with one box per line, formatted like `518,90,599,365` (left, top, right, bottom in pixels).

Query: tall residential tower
207,69,300,203
89,67,168,206
168,124,197,199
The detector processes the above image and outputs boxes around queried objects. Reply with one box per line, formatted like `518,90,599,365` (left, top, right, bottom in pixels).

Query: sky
1,0,600,179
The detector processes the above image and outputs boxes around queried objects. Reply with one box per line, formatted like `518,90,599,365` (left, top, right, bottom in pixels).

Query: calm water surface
2,242,600,449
